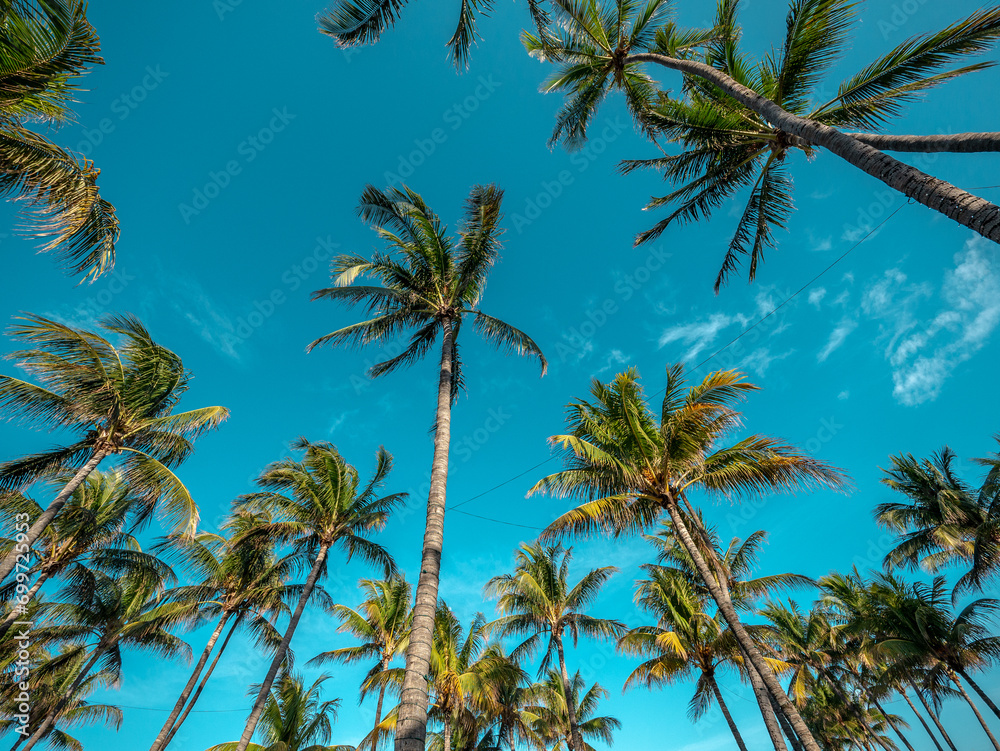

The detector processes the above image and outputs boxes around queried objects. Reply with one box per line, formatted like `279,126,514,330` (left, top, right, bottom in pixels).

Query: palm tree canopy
525,669,620,751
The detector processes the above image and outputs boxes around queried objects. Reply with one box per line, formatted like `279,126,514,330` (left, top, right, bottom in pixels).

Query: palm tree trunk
911,683,959,751
948,669,1000,751
959,668,1000,721
848,132,1000,152
707,674,749,751
234,544,330,751
373,678,387,735
741,656,787,751
873,697,916,751
769,691,802,751
554,632,586,751
0,449,106,582
443,717,452,751
0,572,48,638
396,319,455,751
661,496,820,751
161,617,239,749
900,689,945,751
149,612,230,751
626,52,1000,244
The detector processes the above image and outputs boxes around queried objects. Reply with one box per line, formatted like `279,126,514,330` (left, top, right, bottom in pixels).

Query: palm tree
309,577,412,751
0,0,119,280
149,516,296,751
230,440,404,751
307,183,546,751
531,364,845,751
0,313,229,581
533,0,1000,282
484,541,625,751
525,669,620,751
620,564,748,751
207,672,353,751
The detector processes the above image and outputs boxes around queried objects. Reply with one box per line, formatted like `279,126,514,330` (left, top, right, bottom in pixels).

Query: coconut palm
529,0,1000,286
484,541,625,751
230,440,403,751
307,183,546,751
531,364,845,751
309,577,412,751
207,672,353,751
0,313,229,582
0,0,119,280
525,670,619,751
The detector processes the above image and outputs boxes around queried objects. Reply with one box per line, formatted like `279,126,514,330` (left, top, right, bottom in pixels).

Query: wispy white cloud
817,319,858,362
169,279,242,361
838,390,850,400
808,287,827,309
740,347,795,376
658,312,749,362
596,348,631,375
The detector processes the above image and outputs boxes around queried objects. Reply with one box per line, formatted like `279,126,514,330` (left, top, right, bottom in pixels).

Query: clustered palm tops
3,1,1000,751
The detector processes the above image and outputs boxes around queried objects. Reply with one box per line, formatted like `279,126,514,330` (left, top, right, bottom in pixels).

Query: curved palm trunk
396,319,455,751
769,693,803,751
959,668,1000,721
149,612,230,751
873,698,916,751
742,657,787,751
553,633,585,751
900,690,945,751
0,572,49,639
707,674,749,751
626,52,1000,244
661,497,821,751
0,449,106,583
948,669,1000,751
161,617,239,749
848,132,1000,152
911,683,959,751
235,544,330,751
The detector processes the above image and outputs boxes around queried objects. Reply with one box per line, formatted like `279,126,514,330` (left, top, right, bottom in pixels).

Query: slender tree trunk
0,572,48,638
873,697,916,751
769,692,803,751
554,632,585,751
960,668,1000,721
744,658,788,751
149,612,230,751
949,669,1000,751
359,665,389,751
443,717,452,751
900,690,945,751
161,617,239,749
234,544,329,751
848,132,1000,152
626,52,1000,244
396,319,455,751
661,496,821,751
911,683,959,751
0,450,106,582
707,674,749,751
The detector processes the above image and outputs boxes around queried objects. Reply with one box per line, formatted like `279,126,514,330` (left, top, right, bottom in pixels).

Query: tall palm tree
0,313,229,581
207,672,352,751
525,669,620,751
309,576,412,751
620,564,748,751
149,517,296,751
0,0,119,280
484,541,625,751
230,440,403,751
307,183,546,751
531,364,844,751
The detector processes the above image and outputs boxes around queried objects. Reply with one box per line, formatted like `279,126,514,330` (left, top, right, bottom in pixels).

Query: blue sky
2,0,1000,748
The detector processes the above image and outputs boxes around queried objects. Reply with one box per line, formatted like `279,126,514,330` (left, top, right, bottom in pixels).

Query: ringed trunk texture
161,617,239,749
554,633,585,751
873,697,916,751
949,670,1000,751
443,718,452,751
395,319,455,751
0,572,48,638
769,691,803,751
661,497,821,751
849,132,1000,152
707,674,749,751
627,53,1000,244
900,690,945,751
0,449,106,582
149,612,230,751
234,544,329,751
960,669,1000,721
911,683,959,751
743,653,787,751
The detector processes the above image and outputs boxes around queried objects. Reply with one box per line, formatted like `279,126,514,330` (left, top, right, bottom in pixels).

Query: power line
447,202,908,530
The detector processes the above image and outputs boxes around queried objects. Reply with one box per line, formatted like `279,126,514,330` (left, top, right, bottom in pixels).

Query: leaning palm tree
0,313,229,581
525,670,620,751
0,0,119,280
528,0,1000,285
531,364,845,751
307,183,546,751
309,576,412,751
230,440,404,751
484,541,625,751
206,672,353,751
